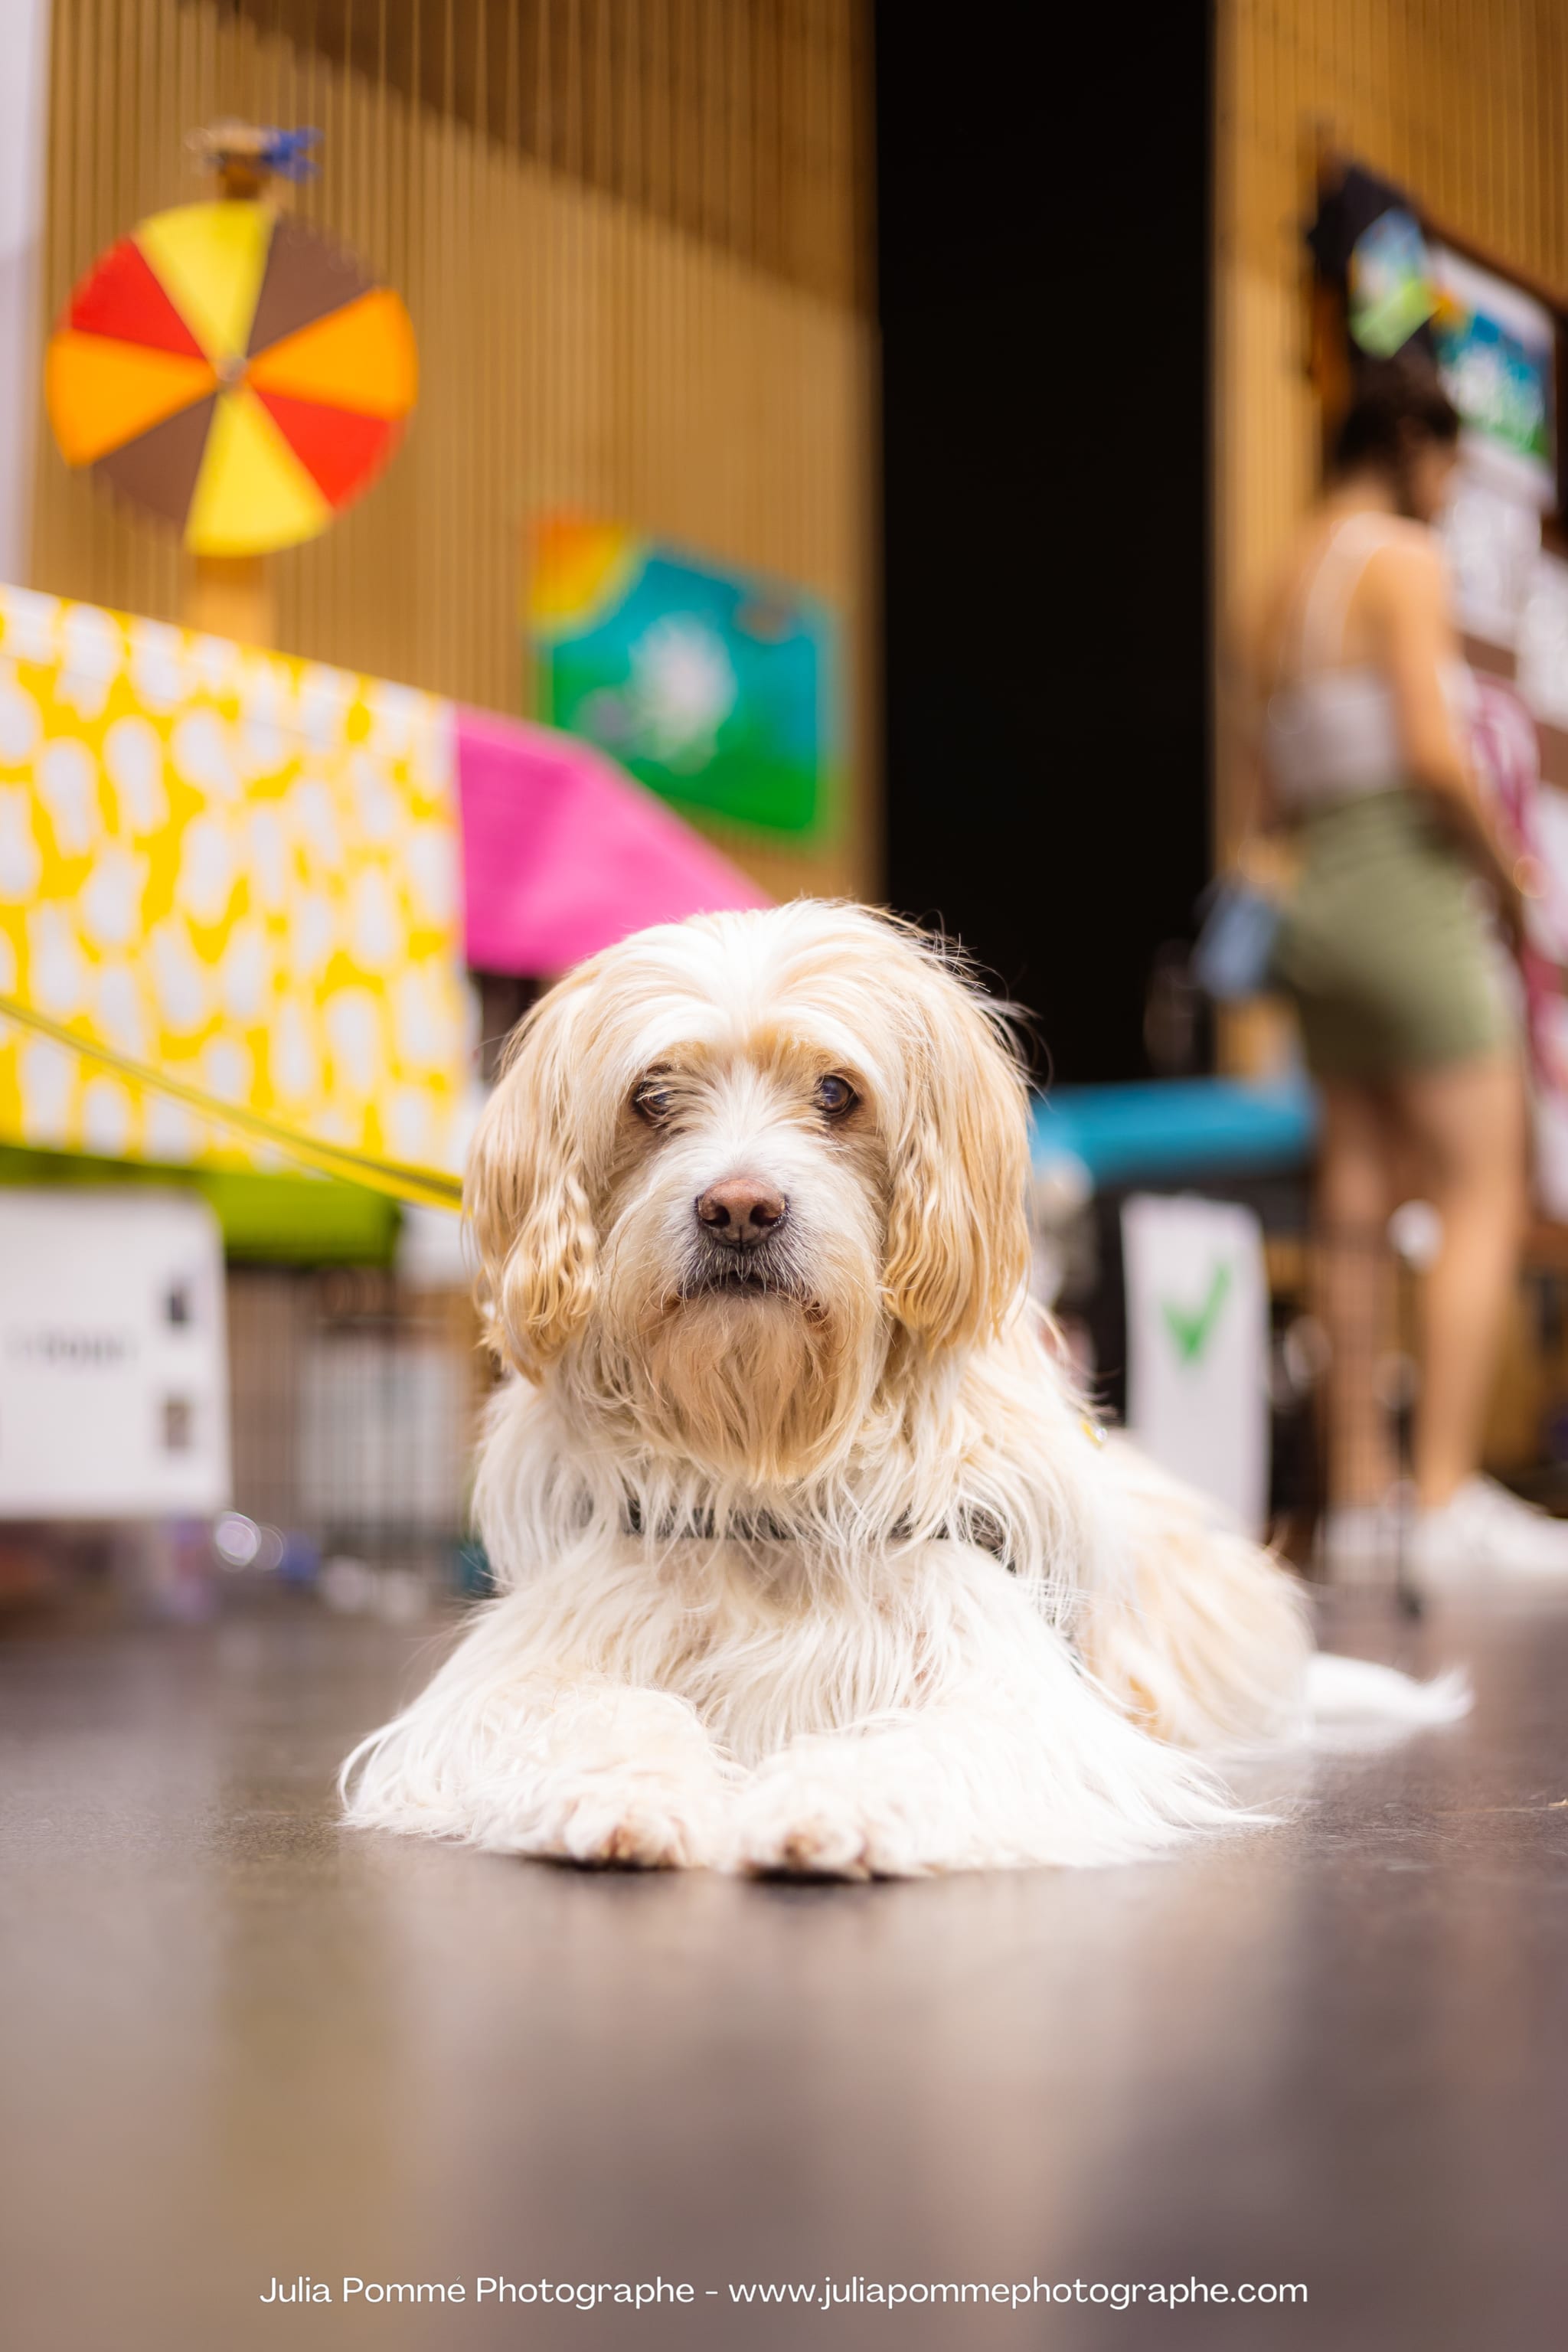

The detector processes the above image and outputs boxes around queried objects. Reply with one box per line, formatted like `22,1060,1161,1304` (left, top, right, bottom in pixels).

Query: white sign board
1441,470,1540,648
0,1190,230,1517
1517,552,1568,729
1122,1193,1270,1537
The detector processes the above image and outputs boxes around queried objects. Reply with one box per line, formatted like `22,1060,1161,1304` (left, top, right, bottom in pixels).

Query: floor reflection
2,1596,1564,2348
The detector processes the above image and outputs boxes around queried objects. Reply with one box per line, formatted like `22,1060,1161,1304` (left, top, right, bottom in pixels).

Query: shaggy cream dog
343,901,1463,1876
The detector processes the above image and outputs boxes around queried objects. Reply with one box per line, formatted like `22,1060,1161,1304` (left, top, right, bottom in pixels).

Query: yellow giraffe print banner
0,585,472,1184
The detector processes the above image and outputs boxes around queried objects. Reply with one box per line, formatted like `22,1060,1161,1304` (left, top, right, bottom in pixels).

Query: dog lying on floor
343,901,1465,1876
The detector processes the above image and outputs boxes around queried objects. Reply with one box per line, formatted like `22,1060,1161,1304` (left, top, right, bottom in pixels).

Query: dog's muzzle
684,1176,802,1298
694,1176,788,1249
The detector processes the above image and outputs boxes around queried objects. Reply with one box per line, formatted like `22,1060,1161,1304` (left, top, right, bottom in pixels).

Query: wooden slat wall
1215,0,1568,860
29,0,876,901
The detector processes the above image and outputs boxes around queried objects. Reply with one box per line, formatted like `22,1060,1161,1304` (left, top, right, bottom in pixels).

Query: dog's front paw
456,1690,737,1870
733,1766,930,1880
550,1777,729,1870
476,1758,733,1872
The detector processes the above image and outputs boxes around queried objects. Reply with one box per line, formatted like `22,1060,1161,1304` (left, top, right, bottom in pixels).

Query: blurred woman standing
1256,354,1568,1582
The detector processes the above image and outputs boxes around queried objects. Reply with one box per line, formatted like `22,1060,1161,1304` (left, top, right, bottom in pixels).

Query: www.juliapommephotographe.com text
260,2275,1308,2313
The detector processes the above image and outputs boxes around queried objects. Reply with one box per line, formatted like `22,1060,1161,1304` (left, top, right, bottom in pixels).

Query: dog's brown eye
632,1080,675,1125
815,1074,858,1118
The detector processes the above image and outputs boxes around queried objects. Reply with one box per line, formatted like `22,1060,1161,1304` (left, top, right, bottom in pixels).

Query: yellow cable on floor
0,990,465,1214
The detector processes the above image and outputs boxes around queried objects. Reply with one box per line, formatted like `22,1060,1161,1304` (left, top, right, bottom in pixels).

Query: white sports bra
1264,512,1474,810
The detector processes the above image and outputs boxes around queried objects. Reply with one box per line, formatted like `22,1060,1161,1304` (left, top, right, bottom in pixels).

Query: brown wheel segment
93,394,218,525
246,217,373,357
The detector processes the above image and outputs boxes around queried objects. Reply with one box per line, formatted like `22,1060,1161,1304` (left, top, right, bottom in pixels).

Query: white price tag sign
1122,1192,1270,1536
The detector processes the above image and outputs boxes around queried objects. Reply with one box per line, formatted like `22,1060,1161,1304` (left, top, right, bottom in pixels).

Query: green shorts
1273,789,1519,1082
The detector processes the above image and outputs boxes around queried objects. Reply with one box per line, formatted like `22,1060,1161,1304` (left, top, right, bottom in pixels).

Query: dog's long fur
343,902,1465,1877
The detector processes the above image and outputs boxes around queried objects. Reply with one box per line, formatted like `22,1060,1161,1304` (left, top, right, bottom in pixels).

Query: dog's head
468,903,1031,1481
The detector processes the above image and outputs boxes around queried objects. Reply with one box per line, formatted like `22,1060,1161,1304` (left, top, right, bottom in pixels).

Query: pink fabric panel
456,707,770,975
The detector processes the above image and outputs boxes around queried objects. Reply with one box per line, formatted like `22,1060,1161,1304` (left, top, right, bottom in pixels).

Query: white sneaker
1316,1501,1403,1579
1409,1475,1568,1586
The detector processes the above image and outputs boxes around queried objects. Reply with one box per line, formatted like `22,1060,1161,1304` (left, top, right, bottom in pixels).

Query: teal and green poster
1431,243,1557,508
527,517,836,841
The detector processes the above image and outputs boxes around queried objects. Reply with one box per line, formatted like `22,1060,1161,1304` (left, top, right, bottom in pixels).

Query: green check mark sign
1160,1259,1233,1366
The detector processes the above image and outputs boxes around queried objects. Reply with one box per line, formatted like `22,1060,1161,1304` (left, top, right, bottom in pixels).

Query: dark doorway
876,8,1214,1083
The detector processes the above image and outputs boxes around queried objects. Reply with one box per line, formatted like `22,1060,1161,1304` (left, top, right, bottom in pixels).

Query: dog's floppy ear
882,949,1032,1351
466,974,596,1378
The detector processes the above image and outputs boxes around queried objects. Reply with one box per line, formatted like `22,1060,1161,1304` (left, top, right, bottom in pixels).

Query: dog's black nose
695,1178,788,1248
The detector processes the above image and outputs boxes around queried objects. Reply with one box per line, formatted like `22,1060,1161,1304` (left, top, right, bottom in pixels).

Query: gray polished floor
2,1592,1566,2351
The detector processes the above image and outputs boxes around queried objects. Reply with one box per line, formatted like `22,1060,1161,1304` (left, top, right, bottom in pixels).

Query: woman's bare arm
1230,586,1293,848
1375,539,1527,947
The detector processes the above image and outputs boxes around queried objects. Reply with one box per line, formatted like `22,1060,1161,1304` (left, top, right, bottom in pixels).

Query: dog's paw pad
573,1812,694,1869
550,1784,727,1871
733,1782,889,1880
590,1816,674,1867
765,1822,872,1880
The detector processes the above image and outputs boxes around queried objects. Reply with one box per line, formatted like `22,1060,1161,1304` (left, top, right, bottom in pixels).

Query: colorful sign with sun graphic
46,203,417,554
527,518,837,841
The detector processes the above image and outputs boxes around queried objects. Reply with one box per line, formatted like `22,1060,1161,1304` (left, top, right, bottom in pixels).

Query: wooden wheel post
181,551,275,647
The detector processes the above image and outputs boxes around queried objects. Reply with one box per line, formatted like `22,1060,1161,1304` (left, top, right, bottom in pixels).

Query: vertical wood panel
30,0,875,900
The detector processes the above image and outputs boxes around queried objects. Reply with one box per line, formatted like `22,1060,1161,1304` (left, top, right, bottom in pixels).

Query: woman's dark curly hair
1332,351,1462,476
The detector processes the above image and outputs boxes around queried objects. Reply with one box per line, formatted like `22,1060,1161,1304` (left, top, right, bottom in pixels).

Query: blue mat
1030,1074,1316,1189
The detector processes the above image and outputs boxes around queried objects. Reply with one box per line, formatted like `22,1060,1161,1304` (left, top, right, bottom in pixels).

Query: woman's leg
1388,1053,1527,1509
1315,1080,1399,1508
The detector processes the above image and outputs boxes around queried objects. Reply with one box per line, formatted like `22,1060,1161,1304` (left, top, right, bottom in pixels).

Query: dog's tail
1305,1651,1472,1744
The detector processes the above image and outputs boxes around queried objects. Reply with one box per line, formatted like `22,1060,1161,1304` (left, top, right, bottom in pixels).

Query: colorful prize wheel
46,203,417,554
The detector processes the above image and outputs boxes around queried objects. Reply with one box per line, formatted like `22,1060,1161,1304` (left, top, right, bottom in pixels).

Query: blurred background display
6,0,1568,1619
